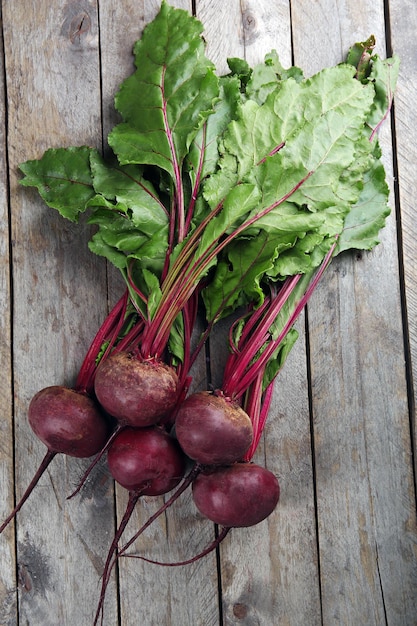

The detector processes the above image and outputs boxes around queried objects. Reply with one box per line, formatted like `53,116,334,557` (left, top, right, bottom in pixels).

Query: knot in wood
233,602,249,619
18,563,33,593
241,9,258,44
61,3,93,45
70,12,91,44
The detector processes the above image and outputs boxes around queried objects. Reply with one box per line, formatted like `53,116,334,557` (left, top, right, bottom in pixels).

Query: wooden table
1,1,416,624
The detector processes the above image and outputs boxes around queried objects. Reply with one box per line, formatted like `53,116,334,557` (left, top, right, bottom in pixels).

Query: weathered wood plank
97,3,221,624
0,6,17,624
3,1,116,624
196,3,322,625
389,0,417,485
291,0,417,623
209,317,322,626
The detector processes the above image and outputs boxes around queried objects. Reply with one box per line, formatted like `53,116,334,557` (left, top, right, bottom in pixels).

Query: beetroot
192,463,280,527
28,386,109,457
107,426,186,495
93,424,187,625
175,391,253,465
0,385,109,535
94,351,179,427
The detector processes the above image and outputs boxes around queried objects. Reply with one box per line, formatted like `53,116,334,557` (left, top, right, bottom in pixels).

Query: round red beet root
107,426,186,495
192,462,280,527
175,391,253,465
28,386,109,458
94,352,179,427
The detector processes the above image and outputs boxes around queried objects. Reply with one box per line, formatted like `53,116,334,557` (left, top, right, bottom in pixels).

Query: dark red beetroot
93,425,187,625
0,385,110,535
94,351,179,427
107,426,186,495
192,462,280,527
175,391,253,465
28,386,109,457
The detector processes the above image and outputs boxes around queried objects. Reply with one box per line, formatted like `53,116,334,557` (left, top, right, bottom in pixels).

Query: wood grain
98,4,221,624
0,10,17,625
3,1,115,623
292,0,417,623
389,0,417,484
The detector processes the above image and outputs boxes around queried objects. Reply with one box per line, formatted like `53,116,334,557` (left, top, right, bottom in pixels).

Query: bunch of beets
0,3,399,624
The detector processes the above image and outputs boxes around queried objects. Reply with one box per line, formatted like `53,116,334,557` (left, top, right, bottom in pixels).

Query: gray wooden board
3,1,116,624
197,4,323,625
389,0,417,483
292,0,417,623
0,1,416,625
0,8,16,625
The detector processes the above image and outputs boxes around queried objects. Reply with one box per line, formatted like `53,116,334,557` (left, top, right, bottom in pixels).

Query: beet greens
18,6,398,377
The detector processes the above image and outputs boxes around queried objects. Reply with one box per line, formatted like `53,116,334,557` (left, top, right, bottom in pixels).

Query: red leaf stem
257,141,285,165
114,318,145,354
161,64,185,242
222,276,301,397
141,171,315,359
243,378,275,461
74,291,130,393
185,122,207,234
223,238,337,400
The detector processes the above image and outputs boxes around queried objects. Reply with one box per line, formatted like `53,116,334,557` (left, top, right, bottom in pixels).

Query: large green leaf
181,75,242,232
186,76,241,195
89,152,168,235
19,146,96,221
201,232,287,323
367,54,400,136
108,2,219,179
335,151,390,253
257,67,374,212
204,65,374,213
87,204,168,274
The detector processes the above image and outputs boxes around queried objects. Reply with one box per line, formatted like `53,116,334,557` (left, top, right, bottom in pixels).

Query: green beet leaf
17,6,397,370
367,54,400,138
201,232,287,324
186,76,241,204
108,1,219,184
19,146,96,221
204,64,374,212
89,152,168,236
336,151,390,253
87,205,168,276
